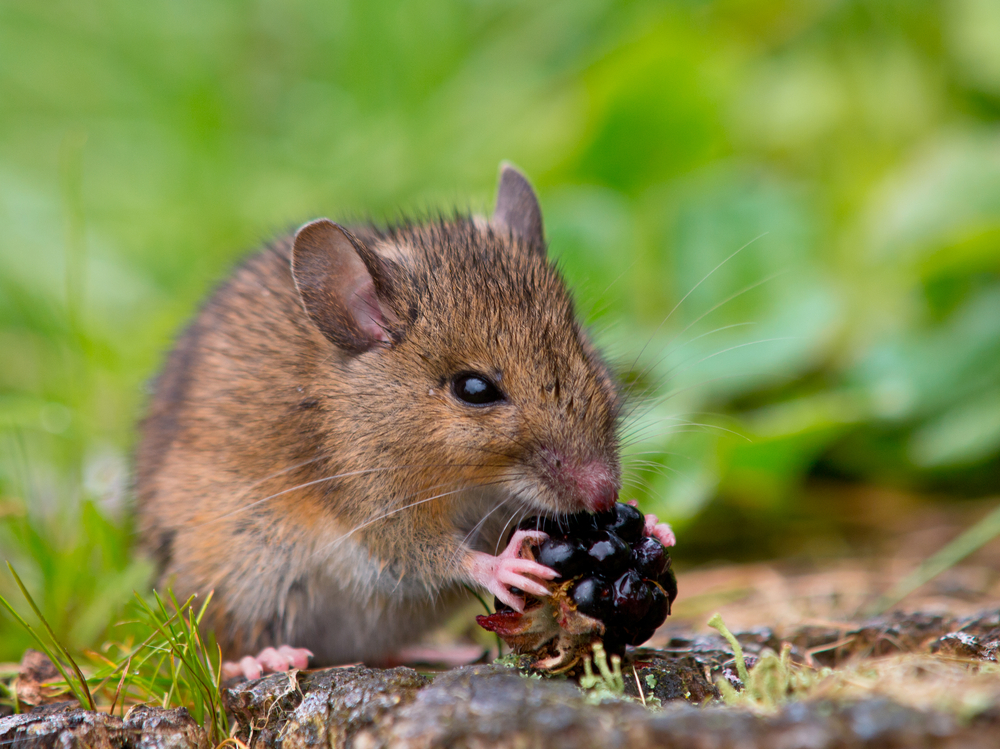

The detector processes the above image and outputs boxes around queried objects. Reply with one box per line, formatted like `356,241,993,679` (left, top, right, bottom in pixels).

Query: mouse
134,163,674,679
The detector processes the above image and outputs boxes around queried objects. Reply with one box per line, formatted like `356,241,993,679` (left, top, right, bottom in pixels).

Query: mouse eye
452,372,505,406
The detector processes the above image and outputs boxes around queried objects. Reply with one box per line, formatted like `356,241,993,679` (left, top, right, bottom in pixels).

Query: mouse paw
625,500,676,547
465,530,557,613
221,645,313,681
643,513,676,548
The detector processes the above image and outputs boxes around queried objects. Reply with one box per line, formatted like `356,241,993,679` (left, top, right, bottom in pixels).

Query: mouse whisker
493,505,528,556
621,428,740,450
624,460,682,478
614,269,786,415
313,477,520,559
617,372,752,434
619,416,746,445
206,462,509,523
627,335,794,426
616,237,771,405
448,499,513,573
617,233,768,403
619,417,750,446
617,327,762,427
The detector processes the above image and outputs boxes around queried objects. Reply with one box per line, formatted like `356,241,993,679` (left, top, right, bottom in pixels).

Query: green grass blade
866,501,1000,616
0,592,82,704
2,565,96,710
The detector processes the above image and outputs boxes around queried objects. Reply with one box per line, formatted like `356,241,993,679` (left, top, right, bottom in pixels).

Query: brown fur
135,177,621,665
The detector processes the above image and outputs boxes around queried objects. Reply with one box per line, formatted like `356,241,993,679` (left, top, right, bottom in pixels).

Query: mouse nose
575,461,618,513
542,449,619,513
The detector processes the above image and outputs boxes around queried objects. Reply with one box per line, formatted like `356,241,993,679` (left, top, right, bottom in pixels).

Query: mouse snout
540,448,619,513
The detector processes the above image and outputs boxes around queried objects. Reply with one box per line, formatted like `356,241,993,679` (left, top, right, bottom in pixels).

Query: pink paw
627,500,676,548
465,529,558,612
644,513,676,547
221,645,313,681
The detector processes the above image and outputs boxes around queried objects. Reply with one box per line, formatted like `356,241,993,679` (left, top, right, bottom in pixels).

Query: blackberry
570,575,613,619
631,535,668,578
537,537,589,578
480,502,677,669
605,502,645,543
584,530,631,577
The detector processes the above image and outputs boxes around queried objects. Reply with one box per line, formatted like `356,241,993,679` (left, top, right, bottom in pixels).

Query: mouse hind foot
221,645,314,681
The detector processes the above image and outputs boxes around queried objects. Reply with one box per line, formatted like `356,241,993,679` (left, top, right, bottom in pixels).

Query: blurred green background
2,0,1000,658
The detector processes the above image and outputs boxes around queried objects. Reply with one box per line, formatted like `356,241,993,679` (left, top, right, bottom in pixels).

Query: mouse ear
494,162,545,256
291,219,401,354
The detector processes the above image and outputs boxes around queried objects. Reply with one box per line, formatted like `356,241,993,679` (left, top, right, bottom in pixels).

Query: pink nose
545,449,618,512
575,461,618,512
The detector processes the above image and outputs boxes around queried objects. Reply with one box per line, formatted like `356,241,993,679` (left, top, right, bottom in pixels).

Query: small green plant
707,613,831,712
465,583,503,656
579,642,625,701
629,665,662,709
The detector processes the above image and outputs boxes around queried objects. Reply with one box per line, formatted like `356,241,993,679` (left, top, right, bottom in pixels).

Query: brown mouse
134,164,673,678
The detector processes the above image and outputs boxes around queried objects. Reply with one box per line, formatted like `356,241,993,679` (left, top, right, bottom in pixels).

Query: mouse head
291,164,621,520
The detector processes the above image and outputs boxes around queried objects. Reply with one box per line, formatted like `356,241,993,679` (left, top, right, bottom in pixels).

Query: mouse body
135,166,655,672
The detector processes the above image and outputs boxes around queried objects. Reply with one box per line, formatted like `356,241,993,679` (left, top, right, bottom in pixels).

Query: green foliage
708,613,750,686
2,0,1000,654
0,437,150,661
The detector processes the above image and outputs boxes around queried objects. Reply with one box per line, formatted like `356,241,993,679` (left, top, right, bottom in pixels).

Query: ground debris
929,610,1000,662
0,705,208,749
218,612,1000,748
219,661,1000,749
6,609,999,749
13,650,66,709
223,665,429,749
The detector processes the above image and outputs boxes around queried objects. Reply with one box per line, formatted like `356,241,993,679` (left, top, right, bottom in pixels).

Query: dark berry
602,637,627,658
657,562,678,608
611,570,653,623
643,583,669,631
585,530,631,577
537,537,589,578
623,583,670,645
623,623,657,647
570,576,612,620
493,596,513,613
607,502,645,543
631,536,667,579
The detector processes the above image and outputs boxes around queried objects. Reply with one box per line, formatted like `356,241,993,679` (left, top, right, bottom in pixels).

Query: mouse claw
465,530,556,613
643,512,676,548
222,645,314,681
